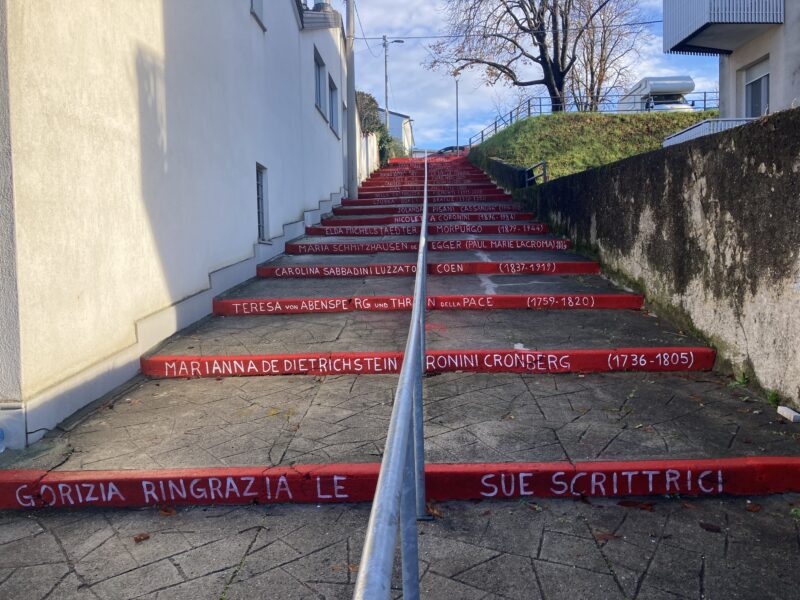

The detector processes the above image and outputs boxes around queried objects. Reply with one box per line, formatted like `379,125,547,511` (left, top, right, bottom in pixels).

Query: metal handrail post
400,430,421,596
413,151,429,520
354,151,430,600
353,332,419,599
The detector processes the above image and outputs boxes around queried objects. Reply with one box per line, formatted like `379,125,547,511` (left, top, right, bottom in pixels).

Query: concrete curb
212,293,645,316
140,347,715,379
256,261,600,278
4,457,800,510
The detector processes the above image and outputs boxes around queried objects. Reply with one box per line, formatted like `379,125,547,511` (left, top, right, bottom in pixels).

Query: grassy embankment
469,110,718,180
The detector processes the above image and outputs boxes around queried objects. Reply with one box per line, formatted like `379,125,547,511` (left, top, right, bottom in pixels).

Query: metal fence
468,91,720,146
526,161,549,187
352,152,430,600
662,118,755,147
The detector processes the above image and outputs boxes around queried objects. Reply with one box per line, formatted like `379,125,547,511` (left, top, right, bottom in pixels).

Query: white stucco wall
298,26,348,216
1,0,355,446
719,3,800,118
0,0,22,409
358,132,380,183
262,2,348,239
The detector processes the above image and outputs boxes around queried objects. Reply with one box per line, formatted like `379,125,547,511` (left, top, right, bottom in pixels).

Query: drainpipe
346,0,358,199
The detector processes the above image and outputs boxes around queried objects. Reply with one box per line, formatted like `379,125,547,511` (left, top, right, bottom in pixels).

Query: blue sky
343,0,718,149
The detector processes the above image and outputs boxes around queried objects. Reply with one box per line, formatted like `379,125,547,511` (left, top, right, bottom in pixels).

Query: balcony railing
664,0,785,54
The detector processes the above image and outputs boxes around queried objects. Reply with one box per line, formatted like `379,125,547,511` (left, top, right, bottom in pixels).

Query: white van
618,77,696,113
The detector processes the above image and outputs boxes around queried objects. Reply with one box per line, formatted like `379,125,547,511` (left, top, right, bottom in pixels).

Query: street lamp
383,36,404,132
455,76,460,153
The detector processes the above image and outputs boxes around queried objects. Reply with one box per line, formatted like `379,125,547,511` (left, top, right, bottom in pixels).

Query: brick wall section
475,109,800,405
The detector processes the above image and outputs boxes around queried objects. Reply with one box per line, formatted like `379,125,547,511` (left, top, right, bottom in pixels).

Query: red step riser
342,197,511,206
333,205,519,215
141,348,714,380
5,457,798,510
286,239,568,255
306,224,548,236
362,177,494,183
360,185,499,192
257,262,600,278
360,192,509,200
213,294,644,316
323,214,534,225
364,179,491,186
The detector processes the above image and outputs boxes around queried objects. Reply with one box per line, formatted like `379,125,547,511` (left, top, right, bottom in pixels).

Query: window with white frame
328,76,339,135
745,58,770,118
314,49,326,117
256,165,268,242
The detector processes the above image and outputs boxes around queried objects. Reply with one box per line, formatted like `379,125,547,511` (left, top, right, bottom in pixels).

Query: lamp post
346,0,358,199
455,77,460,153
383,36,404,132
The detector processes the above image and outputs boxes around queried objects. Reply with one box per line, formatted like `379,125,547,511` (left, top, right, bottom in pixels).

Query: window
745,59,770,118
256,165,268,242
250,0,266,32
314,49,326,117
328,76,339,135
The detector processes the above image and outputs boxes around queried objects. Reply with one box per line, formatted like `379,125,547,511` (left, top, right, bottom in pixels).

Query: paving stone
0,563,70,599
535,560,626,600
171,530,255,580
0,514,43,544
145,569,234,600
225,567,324,600
90,559,184,600
73,533,143,584
282,540,351,585
455,553,542,599
46,572,99,600
418,571,487,599
538,530,609,573
0,530,66,568
417,534,500,578
237,539,303,581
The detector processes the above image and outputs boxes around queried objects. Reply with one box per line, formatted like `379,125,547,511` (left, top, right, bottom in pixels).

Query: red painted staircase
6,156,798,512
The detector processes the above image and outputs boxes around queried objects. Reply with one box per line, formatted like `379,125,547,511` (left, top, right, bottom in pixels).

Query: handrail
526,160,548,187
468,90,721,146
353,152,429,600
662,117,756,147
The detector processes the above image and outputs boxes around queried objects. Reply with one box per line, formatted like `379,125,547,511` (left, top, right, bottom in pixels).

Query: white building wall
719,2,800,118
299,27,347,213
0,0,23,449
358,133,380,183
1,0,358,446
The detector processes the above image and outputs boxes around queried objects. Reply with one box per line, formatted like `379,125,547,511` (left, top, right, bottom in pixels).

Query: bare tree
567,0,648,111
428,0,616,112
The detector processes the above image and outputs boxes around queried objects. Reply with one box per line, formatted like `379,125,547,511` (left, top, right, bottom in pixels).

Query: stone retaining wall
478,109,800,405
